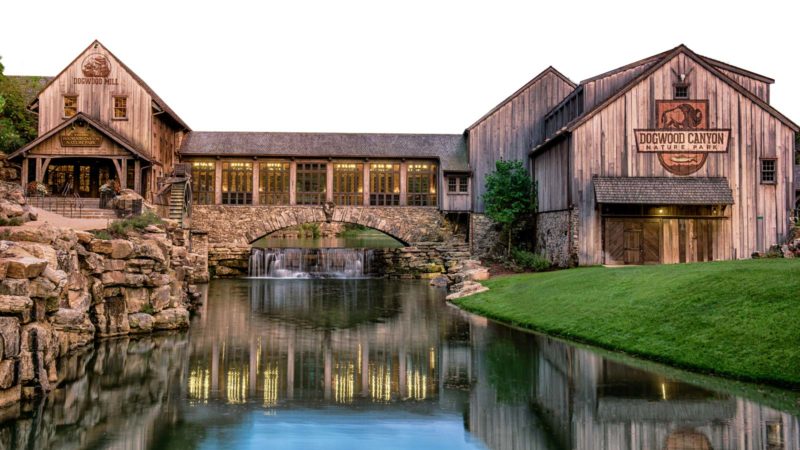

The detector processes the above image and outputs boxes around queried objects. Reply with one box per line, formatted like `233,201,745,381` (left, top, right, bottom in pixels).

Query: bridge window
259,161,290,205
333,162,363,205
369,162,400,206
296,162,327,205
191,161,216,205
408,162,437,206
222,161,253,205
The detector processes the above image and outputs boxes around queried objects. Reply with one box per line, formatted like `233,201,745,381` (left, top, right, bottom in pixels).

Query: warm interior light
393,187,400,193
430,187,436,194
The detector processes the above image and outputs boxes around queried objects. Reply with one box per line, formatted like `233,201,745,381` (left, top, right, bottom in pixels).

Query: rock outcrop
0,221,206,407
0,181,36,225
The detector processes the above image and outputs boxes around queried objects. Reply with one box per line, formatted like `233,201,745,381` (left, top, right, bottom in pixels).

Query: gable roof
700,55,774,84
26,40,190,132
6,112,154,163
179,131,469,172
466,66,576,131
532,45,798,155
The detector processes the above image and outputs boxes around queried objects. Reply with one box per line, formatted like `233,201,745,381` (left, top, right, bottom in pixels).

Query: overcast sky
1,0,797,134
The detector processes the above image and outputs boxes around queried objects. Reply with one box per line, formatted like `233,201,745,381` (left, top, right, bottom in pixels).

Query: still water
1,279,798,449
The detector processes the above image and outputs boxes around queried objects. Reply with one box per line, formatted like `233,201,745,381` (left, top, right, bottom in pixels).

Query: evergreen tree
0,56,38,154
483,160,536,256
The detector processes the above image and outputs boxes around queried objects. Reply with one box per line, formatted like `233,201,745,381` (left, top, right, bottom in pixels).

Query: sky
1,0,798,134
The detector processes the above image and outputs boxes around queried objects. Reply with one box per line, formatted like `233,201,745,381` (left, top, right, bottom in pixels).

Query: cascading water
249,247,376,278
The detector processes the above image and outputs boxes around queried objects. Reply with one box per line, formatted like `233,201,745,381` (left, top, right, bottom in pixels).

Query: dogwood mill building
7,41,799,265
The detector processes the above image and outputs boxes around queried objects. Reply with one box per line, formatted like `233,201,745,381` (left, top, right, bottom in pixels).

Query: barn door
623,222,643,265
604,219,625,264
642,220,661,264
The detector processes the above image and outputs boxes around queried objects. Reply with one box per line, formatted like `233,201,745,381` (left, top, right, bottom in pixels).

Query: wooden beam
41,158,52,179
363,163,370,206
111,158,123,183
252,160,260,206
400,161,408,206
34,157,42,182
134,160,141,193
120,158,128,189
289,161,297,205
21,159,28,188
214,161,222,205
326,162,334,203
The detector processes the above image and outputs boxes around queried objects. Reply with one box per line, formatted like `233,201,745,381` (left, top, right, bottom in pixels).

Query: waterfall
249,248,376,278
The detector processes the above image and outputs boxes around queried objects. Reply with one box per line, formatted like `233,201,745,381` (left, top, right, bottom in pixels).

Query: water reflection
1,278,798,450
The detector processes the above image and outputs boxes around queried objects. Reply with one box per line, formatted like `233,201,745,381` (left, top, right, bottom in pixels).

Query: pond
1,278,798,449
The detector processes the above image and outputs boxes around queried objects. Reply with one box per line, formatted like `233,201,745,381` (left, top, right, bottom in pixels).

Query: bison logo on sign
81,53,111,78
634,100,730,176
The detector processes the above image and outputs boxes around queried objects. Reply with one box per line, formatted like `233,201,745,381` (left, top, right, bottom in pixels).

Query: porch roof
593,176,734,205
7,113,155,164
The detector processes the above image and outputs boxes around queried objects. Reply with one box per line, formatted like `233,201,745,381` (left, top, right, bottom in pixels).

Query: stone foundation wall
535,209,579,268
0,222,206,409
373,242,471,280
192,205,450,245
208,243,251,278
470,213,503,260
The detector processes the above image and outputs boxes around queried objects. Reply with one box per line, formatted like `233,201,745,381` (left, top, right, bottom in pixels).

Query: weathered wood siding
571,52,796,265
715,68,770,104
36,43,154,153
581,61,657,113
532,138,569,212
468,69,575,212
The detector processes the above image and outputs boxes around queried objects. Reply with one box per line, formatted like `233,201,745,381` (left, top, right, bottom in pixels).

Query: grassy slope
455,259,800,387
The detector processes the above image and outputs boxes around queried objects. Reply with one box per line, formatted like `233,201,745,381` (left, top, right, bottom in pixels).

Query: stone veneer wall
535,208,579,268
470,213,503,260
0,222,207,409
372,242,471,279
192,205,449,245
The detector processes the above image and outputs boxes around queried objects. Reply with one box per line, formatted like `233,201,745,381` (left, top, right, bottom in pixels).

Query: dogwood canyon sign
635,100,730,175
73,53,119,85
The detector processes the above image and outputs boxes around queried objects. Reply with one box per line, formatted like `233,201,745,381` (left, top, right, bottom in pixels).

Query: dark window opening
674,83,689,99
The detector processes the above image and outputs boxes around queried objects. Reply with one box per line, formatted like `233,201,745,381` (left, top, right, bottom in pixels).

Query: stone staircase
169,182,186,225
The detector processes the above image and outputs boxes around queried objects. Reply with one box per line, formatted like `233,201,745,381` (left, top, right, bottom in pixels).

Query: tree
483,160,536,256
0,56,38,154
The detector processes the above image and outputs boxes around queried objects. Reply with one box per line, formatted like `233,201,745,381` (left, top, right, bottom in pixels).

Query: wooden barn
524,45,798,265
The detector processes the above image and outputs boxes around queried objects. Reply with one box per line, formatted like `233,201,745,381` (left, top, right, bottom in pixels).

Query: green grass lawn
454,259,800,388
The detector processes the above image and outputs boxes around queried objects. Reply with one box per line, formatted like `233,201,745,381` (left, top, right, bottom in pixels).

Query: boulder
134,240,165,263
150,285,171,311
0,360,14,390
28,277,58,300
463,268,490,282
152,307,189,330
0,279,29,296
6,225,55,244
429,275,449,287
75,231,93,245
445,281,489,301
110,240,134,259
4,257,47,279
0,317,20,358
128,313,155,333
0,296,32,320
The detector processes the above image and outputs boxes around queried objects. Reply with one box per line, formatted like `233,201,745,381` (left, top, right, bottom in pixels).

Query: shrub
93,230,112,240
0,217,22,226
299,222,321,239
108,211,163,236
512,249,551,272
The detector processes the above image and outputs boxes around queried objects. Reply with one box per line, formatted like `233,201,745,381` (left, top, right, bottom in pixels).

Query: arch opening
249,221,408,248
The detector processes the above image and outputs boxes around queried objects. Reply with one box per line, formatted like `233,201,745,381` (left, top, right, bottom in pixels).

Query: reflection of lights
334,362,355,404
407,369,428,401
661,383,667,400
226,366,248,404
263,363,279,407
429,347,436,370
370,363,392,402
188,367,210,403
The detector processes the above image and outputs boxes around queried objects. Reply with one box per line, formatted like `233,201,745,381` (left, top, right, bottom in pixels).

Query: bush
93,230,112,240
0,217,23,226
298,222,320,239
512,249,551,272
108,211,163,236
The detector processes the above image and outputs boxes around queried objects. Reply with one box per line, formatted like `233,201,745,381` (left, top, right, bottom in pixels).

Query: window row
63,95,128,119
190,160,441,206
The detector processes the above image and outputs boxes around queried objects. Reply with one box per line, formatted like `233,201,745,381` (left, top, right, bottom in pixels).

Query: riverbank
453,259,800,388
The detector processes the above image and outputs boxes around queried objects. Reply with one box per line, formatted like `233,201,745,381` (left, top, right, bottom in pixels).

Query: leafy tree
0,56,38,154
483,160,536,256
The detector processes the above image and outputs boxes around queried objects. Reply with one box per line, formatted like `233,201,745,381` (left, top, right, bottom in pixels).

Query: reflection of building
464,321,800,450
187,280,454,406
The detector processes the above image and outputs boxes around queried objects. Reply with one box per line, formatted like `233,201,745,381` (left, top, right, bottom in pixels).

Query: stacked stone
0,181,37,225
0,221,205,408
207,243,251,277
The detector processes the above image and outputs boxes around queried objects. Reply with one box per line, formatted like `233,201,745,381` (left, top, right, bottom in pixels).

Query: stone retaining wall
470,213,502,259
191,205,450,245
0,222,207,409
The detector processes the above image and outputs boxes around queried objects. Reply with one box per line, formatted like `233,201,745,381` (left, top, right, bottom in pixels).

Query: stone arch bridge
191,205,452,245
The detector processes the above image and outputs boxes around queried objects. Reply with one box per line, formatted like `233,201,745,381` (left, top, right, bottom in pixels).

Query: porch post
40,158,52,180
214,160,222,205
21,158,29,188
326,161,334,203
289,161,297,205
120,158,128,189
363,161,370,206
111,158,123,183
400,161,408,206
134,160,141,193
34,157,42,182
252,159,260,206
